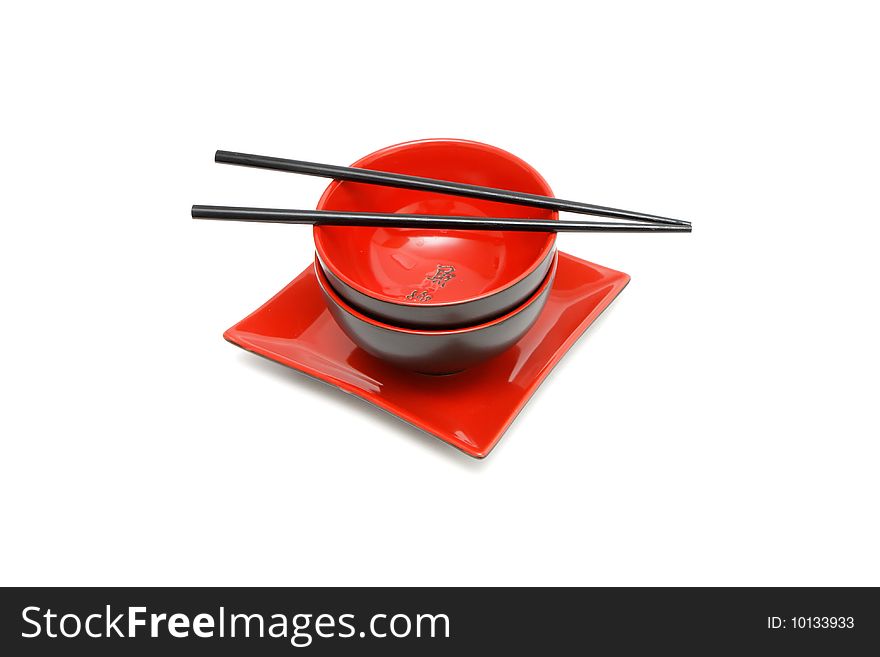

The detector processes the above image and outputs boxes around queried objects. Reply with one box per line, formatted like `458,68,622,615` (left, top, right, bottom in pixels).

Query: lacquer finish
224,252,630,458
318,246,555,329
313,139,558,328
317,253,558,374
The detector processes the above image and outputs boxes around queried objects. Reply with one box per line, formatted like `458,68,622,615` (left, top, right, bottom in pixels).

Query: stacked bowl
313,139,558,374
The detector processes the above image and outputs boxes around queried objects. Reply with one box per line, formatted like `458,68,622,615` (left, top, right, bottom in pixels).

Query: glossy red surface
313,139,557,310
225,252,630,458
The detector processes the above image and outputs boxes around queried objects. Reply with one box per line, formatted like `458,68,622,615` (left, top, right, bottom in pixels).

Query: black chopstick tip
214,149,239,164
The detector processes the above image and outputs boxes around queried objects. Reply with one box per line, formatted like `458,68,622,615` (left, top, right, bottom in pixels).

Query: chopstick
214,150,691,228
191,205,692,232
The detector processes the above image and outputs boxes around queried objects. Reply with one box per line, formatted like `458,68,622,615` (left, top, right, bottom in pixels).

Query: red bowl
315,252,558,375
314,139,557,328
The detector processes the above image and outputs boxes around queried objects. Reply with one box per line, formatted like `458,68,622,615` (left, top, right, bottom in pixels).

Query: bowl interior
314,139,557,305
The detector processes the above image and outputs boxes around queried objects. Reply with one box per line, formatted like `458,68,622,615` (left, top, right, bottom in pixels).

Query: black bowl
315,252,558,374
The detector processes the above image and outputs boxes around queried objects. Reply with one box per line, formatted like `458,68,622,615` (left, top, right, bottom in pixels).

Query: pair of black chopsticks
192,150,692,233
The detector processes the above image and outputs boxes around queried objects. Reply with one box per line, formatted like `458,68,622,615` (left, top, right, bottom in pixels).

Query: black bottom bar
2,587,877,655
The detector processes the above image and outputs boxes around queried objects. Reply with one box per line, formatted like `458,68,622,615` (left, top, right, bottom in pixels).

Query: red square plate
225,251,629,458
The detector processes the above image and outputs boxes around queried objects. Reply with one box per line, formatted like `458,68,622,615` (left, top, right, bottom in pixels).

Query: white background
1,1,878,586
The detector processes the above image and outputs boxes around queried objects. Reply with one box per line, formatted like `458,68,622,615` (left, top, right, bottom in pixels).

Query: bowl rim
313,138,558,309
314,251,558,336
